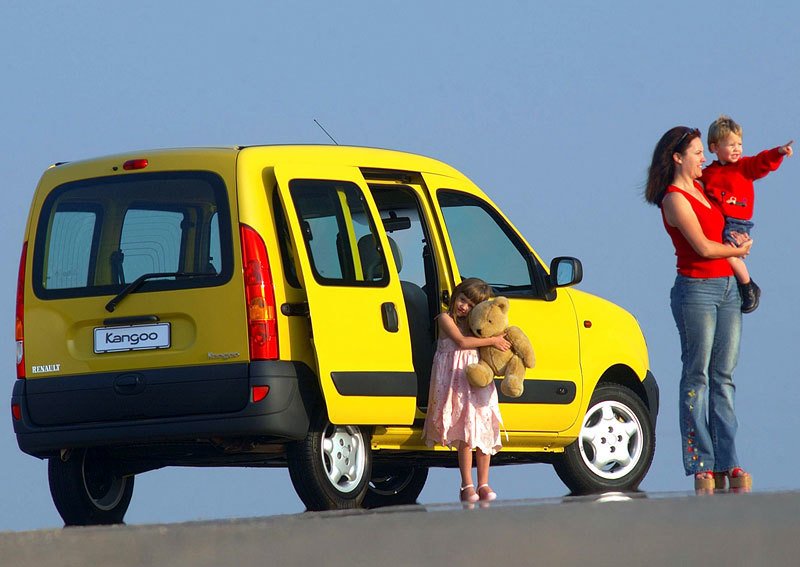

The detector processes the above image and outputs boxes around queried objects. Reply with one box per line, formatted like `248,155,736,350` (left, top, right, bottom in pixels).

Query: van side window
438,190,537,294
289,179,388,286
209,212,221,275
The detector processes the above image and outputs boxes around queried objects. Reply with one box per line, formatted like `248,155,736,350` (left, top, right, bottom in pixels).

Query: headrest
357,235,402,280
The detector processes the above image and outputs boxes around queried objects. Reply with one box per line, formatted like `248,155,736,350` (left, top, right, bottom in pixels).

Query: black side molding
496,379,577,405
330,372,417,396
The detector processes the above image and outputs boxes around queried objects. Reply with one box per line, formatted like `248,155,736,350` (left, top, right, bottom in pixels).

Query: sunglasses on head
674,128,701,152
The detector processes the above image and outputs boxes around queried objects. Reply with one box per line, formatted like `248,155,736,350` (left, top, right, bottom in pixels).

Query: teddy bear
465,296,535,398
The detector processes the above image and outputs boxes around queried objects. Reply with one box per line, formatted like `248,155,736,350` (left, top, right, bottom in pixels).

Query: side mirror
549,257,583,288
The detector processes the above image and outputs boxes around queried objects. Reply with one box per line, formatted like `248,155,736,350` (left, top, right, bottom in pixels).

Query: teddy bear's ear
494,296,509,312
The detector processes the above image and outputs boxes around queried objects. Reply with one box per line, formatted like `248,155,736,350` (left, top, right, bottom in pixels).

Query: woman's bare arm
662,192,752,259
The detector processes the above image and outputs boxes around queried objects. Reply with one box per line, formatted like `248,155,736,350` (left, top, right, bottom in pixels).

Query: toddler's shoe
739,279,761,313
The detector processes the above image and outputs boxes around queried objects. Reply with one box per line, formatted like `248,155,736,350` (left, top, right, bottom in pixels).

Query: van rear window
33,171,233,299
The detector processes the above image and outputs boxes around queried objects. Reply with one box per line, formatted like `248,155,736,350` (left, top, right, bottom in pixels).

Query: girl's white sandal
477,484,497,501
460,484,479,503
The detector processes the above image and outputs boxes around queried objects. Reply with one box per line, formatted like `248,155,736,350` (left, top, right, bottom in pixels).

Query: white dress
422,336,503,455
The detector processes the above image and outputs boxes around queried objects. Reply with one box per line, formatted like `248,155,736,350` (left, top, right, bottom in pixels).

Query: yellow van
12,145,658,525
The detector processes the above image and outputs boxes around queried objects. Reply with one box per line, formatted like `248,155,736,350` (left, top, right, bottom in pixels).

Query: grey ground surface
2,490,799,567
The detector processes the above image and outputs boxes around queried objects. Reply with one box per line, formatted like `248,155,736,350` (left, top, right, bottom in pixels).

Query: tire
287,410,371,511
554,383,655,495
363,465,428,509
48,448,134,526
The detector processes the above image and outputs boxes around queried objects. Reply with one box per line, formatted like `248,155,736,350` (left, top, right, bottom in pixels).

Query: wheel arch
596,364,659,428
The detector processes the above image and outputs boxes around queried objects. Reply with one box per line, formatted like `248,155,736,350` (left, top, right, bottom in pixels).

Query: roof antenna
314,119,339,145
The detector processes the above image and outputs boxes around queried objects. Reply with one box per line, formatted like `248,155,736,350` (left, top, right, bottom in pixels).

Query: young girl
422,278,511,503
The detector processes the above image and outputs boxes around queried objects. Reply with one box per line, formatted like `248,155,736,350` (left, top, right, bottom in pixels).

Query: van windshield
33,171,233,299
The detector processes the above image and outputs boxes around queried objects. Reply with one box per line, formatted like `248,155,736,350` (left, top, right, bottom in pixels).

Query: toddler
702,115,793,312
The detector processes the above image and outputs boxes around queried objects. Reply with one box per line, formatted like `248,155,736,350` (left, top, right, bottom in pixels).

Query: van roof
48,145,467,179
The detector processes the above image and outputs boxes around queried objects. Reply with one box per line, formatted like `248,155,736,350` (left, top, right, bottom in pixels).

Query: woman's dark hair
644,126,701,206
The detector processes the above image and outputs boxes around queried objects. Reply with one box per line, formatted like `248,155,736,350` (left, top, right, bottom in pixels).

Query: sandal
477,484,497,502
460,484,479,503
715,468,752,490
694,471,715,491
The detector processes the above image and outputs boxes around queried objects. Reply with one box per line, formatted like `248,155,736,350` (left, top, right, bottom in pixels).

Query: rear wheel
48,448,134,526
363,465,428,508
287,411,371,510
554,383,654,494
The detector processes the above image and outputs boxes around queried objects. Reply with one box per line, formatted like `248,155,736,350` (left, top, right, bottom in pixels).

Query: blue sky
2,1,799,531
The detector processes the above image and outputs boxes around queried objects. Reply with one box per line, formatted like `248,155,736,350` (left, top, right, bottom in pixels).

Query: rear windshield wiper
105,272,211,312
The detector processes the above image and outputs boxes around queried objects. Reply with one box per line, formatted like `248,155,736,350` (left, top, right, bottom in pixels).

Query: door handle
114,373,146,395
381,302,399,333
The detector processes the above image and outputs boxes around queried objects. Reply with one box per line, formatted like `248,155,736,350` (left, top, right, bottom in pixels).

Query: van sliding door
274,165,416,425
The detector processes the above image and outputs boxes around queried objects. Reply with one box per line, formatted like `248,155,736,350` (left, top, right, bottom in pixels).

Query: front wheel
48,448,134,526
287,410,371,511
554,383,654,494
363,465,428,508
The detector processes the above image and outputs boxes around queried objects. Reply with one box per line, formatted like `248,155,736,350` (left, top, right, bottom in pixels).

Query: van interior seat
357,235,435,406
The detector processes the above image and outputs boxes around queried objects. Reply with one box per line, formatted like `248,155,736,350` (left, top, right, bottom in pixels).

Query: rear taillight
240,224,278,360
11,403,22,421
15,242,27,379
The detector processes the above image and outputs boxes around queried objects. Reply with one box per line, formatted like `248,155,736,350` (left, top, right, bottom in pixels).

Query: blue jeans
723,217,754,246
670,275,742,475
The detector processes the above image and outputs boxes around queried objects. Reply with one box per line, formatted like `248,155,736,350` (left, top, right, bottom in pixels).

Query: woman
645,126,753,492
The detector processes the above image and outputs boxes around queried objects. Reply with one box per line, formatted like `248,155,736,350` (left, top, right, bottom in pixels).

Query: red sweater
702,147,784,220
661,184,733,278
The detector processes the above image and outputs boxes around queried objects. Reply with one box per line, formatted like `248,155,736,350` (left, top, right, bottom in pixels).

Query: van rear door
274,164,416,425
22,154,250,425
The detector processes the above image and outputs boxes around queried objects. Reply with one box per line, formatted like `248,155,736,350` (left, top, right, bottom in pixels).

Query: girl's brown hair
448,277,494,326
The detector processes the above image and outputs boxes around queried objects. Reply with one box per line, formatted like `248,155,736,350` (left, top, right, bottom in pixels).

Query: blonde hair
448,277,493,326
707,115,743,146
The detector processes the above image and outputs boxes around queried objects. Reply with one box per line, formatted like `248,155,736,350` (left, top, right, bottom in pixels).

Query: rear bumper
11,361,314,458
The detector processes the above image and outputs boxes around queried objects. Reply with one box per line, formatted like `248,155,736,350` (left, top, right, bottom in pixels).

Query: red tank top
661,183,734,278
